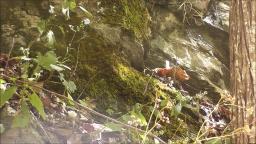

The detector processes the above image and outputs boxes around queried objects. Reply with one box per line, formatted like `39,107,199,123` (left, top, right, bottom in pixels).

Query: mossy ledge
101,0,151,41
71,27,159,114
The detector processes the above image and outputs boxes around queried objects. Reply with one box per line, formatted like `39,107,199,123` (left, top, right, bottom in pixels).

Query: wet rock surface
203,0,230,33
145,2,229,101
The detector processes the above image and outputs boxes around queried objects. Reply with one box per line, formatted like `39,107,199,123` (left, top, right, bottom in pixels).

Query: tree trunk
229,0,256,143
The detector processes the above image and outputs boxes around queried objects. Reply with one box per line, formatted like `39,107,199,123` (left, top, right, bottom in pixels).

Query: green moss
101,0,150,41
70,32,161,113
117,63,149,95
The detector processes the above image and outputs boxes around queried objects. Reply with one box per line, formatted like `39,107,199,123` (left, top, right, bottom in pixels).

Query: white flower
49,5,55,14
82,18,90,25
20,56,31,61
28,78,35,81
0,85,5,90
127,121,133,125
62,7,70,19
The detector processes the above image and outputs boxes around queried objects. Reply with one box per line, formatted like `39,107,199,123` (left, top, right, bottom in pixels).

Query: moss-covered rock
71,29,155,113
100,0,151,41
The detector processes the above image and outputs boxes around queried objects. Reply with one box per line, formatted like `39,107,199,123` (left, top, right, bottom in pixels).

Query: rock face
145,1,229,100
94,24,145,71
203,1,230,32
152,0,210,12
0,0,48,53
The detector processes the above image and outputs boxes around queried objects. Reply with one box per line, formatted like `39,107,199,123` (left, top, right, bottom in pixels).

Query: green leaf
68,0,76,10
12,100,31,128
59,73,76,93
28,93,46,119
0,86,17,108
63,80,77,93
137,112,147,126
131,111,147,126
63,0,76,11
37,51,57,70
67,92,74,106
0,79,6,84
171,103,182,117
160,99,168,107
154,109,160,118
106,108,114,115
37,20,47,34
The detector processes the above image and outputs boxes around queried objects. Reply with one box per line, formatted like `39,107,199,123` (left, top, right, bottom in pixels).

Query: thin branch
143,71,154,95
5,38,15,69
71,43,80,77
142,92,158,144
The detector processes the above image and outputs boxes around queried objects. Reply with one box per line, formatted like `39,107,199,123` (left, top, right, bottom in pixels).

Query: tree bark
229,0,256,143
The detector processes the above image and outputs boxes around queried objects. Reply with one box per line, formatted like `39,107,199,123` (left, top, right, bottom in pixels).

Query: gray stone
203,1,230,32
145,4,229,100
94,24,144,70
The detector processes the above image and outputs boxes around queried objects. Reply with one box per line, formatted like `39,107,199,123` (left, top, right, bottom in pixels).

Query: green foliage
61,0,77,20
170,88,188,117
67,93,75,106
36,51,57,70
171,102,182,117
63,0,76,11
28,93,46,119
37,20,47,34
0,86,17,108
131,103,147,126
59,73,77,94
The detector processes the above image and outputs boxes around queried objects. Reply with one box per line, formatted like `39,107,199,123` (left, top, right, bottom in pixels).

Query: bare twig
143,70,154,95
5,38,15,69
142,92,158,144
71,43,80,77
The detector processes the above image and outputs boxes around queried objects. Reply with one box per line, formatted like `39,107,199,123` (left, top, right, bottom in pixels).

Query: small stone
80,114,88,121
7,106,16,116
67,110,77,119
